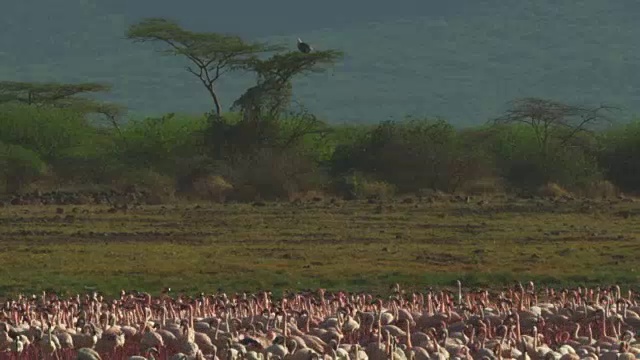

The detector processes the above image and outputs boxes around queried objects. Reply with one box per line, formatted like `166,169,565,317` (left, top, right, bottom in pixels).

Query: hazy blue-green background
1,0,638,125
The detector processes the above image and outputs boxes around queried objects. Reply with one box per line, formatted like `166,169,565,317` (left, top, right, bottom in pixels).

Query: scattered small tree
0,80,125,130
493,97,615,156
0,142,47,193
126,18,280,116
233,50,344,121
207,49,343,159
491,98,616,191
0,81,110,106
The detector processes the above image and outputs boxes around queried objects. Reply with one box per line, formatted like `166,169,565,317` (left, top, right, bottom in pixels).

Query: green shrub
488,124,602,193
0,101,636,200
0,142,47,193
0,103,95,162
598,121,640,193
330,118,491,193
50,133,121,185
218,147,326,201
116,113,207,175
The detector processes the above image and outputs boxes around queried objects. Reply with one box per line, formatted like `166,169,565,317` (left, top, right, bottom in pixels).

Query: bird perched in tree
297,38,313,53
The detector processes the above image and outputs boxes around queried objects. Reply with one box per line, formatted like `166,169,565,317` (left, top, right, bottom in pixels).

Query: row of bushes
1,102,639,202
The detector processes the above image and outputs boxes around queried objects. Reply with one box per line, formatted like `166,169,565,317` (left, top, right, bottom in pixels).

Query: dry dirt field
2,194,639,296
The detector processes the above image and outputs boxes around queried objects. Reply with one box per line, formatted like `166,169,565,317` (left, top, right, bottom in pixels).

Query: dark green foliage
0,103,96,162
126,18,280,115
244,51,345,82
0,81,121,122
1,97,640,200
203,113,281,159
114,112,208,174
0,142,46,193
234,50,343,119
330,118,490,194
488,98,610,192
0,81,110,106
125,18,342,173
598,121,640,193
216,147,325,201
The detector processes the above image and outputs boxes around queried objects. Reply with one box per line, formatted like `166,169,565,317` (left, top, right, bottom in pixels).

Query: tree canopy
244,50,344,84
233,50,344,121
126,18,280,116
0,81,109,106
0,80,124,122
493,97,616,153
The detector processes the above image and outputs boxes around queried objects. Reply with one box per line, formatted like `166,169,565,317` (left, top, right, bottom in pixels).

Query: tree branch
127,17,280,115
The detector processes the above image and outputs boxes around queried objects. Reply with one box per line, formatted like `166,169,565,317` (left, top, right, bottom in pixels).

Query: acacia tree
232,50,343,121
0,80,125,127
126,18,279,116
0,80,110,106
493,98,616,155
219,50,343,154
492,97,617,189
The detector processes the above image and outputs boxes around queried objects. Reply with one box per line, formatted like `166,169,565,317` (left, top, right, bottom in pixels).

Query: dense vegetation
1,18,640,202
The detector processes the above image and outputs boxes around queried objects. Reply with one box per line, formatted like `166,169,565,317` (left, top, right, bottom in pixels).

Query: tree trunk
206,84,222,116
212,92,222,116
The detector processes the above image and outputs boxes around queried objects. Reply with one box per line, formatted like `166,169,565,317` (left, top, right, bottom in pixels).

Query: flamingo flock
0,282,639,360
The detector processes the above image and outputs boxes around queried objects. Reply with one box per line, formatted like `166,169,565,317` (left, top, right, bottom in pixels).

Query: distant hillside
1,0,639,125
